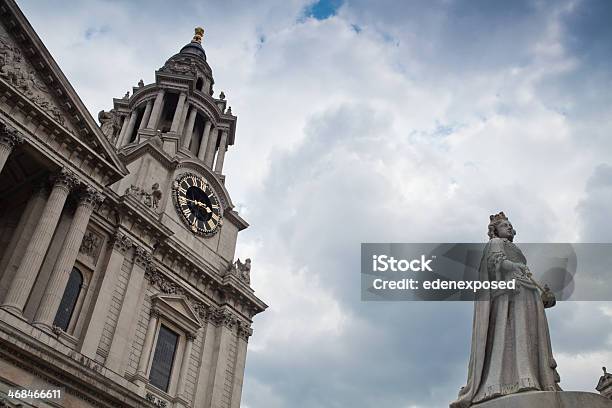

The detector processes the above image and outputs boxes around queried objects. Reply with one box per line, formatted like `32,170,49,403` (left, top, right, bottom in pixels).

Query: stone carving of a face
495,220,516,241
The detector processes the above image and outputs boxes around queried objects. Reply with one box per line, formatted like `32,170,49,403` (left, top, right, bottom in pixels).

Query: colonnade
0,132,104,333
115,89,229,173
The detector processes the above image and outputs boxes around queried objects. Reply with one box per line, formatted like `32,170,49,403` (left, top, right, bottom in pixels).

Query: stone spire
178,27,207,61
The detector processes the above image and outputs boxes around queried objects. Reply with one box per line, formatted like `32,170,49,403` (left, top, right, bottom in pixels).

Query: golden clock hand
185,198,212,213
196,201,212,213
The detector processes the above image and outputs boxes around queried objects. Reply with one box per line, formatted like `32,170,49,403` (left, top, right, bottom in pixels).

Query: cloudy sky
18,0,612,406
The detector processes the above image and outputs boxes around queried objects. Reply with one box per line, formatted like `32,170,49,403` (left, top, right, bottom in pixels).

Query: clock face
173,173,222,236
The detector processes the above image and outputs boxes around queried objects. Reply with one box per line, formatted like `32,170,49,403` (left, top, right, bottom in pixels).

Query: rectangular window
149,325,179,392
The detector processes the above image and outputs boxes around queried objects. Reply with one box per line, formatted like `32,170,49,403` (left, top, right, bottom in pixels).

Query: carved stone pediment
0,28,72,130
150,294,202,333
0,4,127,182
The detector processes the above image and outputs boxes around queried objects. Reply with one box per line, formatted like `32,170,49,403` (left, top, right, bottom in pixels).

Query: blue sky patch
304,0,343,20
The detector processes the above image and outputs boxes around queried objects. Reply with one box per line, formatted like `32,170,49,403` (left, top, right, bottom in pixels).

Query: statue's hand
511,262,529,277
542,290,556,308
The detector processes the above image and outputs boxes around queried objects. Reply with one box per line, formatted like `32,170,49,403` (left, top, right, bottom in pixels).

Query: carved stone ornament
193,301,211,320
160,59,196,77
78,186,105,209
98,109,121,143
210,308,237,329
597,366,612,399
145,392,167,408
225,258,251,285
237,321,253,341
0,31,65,126
124,183,163,212
51,168,79,192
134,246,152,268
159,279,184,295
79,229,103,262
144,267,186,296
111,232,133,254
0,123,24,149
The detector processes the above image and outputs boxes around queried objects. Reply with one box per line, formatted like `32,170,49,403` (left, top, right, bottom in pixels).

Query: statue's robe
450,238,561,408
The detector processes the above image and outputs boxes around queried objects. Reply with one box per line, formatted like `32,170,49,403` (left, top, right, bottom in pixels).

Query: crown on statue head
489,211,508,223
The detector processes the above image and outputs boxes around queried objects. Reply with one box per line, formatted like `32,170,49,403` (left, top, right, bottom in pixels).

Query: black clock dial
174,173,222,236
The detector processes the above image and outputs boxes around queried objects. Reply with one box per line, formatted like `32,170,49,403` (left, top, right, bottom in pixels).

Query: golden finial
192,27,204,44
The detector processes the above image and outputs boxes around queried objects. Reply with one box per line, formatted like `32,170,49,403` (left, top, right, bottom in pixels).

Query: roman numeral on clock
175,173,222,236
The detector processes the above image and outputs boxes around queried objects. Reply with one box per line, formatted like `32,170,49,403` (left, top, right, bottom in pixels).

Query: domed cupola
105,26,237,177
179,27,207,60
159,27,214,95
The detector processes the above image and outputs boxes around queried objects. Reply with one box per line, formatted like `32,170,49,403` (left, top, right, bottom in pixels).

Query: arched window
53,267,83,331
196,77,204,91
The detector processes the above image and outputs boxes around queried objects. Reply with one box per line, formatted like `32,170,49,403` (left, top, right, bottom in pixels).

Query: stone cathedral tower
0,0,266,406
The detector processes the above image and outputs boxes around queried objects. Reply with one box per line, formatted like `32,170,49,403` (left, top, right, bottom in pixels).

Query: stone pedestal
472,391,612,408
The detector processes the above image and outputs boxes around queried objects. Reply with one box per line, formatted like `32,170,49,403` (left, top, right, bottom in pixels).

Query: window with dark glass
53,267,83,331
149,325,179,392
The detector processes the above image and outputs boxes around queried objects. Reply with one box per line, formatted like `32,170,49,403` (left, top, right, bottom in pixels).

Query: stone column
146,89,166,130
197,120,212,161
119,110,138,146
193,313,216,406
135,308,160,387
204,128,220,168
214,130,228,173
177,332,196,399
106,246,151,374
117,115,130,146
80,232,133,359
32,187,103,332
230,324,252,408
176,98,190,136
170,93,187,133
205,310,238,407
0,124,24,173
139,100,154,130
1,170,77,316
204,78,211,94
0,181,48,303
182,107,198,149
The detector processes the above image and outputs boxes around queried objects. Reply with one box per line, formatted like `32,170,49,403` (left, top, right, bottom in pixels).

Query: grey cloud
578,164,612,242
242,96,612,406
240,103,568,407
548,302,612,354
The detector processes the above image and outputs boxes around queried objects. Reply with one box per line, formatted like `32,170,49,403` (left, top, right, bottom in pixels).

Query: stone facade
0,1,266,407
